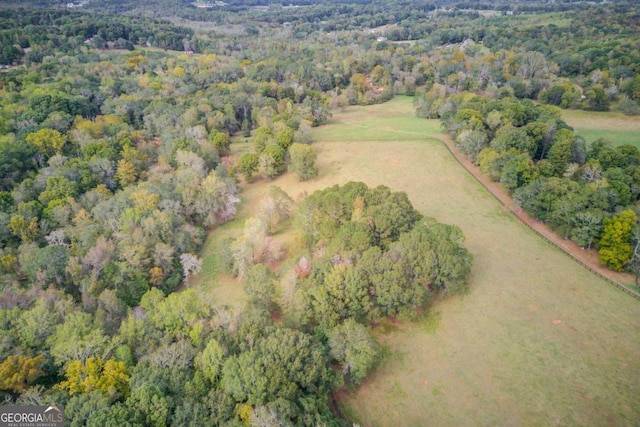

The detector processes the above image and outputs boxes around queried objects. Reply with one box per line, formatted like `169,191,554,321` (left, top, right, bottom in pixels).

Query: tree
25,128,66,157
455,129,488,164
126,383,171,427
18,244,69,286
0,137,37,191
244,264,277,310
547,129,575,177
598,209,637,271
8,215,39,242
179,253,202,282
145,338,196,370
57,357,130,399
454,108,485,133
260,144,286,179
0,355,45,393
514,177,581,221
210,132,231,156
293,183,470,326
414,89,445,119
619,98,640,116
583,84,610,111
86,403,144,427
47,311,110,367
139,288,212,341
621,75,640,100
350,73,368,94
65,391,112,427
477,148,505,181
116,159,138,188
288,143,318,181
300,263,364,328
249,404,291,427
570,210,603,249
540,83,569,106
195,339,225,384
549,192,587,238
419,222,472,295
242,118,252,137
327,319,379,385
602,167,633,207
39,176,78,206
194,172,240,226
490,125,535,155
258,186,294,234
238,153,259,182
84,237,116,283
366,189,422,248
220,325,336,407
275,126,295,151
96,289,127,335
500,153,538,193
253,126,273,154
17,290,75,351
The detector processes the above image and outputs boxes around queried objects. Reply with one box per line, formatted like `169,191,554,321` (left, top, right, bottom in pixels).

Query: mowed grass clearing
563,108,640,148
194,97,640,426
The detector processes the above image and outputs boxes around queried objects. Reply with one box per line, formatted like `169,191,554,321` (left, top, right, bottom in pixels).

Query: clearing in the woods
192,97,640,426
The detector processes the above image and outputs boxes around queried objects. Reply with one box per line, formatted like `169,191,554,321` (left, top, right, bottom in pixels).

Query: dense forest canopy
0,0,639,425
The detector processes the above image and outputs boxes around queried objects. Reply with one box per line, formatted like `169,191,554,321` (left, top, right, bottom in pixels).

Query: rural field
195,97,640,426
563,108,640,148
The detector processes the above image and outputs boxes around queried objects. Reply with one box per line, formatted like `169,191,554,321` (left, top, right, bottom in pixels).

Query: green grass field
563,109,640,148
314,102,443,142
194,97,640,426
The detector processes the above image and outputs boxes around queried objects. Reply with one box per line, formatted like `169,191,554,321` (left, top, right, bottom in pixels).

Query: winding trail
436,134,640,300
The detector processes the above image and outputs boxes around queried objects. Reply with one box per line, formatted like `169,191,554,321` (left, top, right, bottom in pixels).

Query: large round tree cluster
291,182,472,330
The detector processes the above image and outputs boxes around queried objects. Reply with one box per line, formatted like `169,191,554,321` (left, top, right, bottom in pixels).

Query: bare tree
180,253,203,281
45,229,68,247
83,237,115,282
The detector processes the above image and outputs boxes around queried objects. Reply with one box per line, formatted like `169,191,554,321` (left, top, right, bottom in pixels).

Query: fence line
437,138,640,301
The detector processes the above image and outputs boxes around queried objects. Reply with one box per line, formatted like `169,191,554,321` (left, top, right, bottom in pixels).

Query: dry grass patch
562,109,640,131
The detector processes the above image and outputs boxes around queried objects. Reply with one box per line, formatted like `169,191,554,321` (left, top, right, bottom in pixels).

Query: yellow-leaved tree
57,357,130,398
0,355,45,393
25,128,66,157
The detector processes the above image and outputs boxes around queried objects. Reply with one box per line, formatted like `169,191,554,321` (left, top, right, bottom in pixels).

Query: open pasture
195,97,640,426
563,109,640,148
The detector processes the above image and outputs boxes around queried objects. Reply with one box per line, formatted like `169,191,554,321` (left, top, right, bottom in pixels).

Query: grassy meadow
193,97,640,425
563,109,640,148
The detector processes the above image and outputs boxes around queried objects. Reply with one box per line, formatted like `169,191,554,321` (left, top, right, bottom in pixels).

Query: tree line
437,93,640,277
